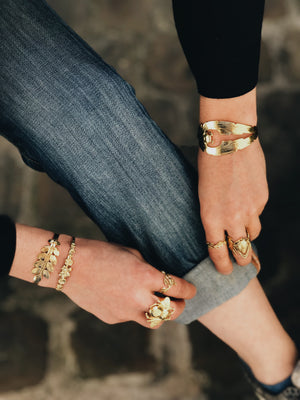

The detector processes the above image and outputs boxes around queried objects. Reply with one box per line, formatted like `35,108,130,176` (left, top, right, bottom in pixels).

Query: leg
199,278,297,384
0,0,297,387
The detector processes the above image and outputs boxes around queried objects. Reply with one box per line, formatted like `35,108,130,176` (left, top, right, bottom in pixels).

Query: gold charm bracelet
32,233,60,284
56,237,76,291
198,120,258,156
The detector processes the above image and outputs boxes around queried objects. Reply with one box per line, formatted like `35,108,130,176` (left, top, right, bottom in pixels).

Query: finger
247,216,262,241
226,227,252,267
205,227,233,275
153,271,197,299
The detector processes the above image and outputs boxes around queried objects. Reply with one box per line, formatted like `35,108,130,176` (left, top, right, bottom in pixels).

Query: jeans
0,0,258,324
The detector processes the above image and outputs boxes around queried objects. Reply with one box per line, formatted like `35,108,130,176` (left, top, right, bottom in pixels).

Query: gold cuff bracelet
56,237,76,292
198,121,258,156
32,233,60,284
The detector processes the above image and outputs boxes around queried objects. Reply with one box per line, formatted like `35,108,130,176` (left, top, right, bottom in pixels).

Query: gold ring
227,231,251,259
145,297,175,328
206,239,227,249
160,271,176,294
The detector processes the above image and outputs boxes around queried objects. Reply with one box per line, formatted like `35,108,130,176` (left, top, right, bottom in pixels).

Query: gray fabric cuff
176,254,258,324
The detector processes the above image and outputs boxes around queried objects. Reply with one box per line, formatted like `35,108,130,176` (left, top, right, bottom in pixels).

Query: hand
63,238,197,328
197,89,269,274
10,225,196,328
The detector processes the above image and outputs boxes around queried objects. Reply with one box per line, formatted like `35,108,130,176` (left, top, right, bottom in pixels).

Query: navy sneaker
245,361,300,399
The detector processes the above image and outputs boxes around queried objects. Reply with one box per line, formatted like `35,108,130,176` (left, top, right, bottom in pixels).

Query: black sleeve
172,0,265,99
0,215,16,277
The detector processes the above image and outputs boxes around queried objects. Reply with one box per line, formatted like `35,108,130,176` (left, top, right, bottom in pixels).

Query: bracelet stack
32,234,76,290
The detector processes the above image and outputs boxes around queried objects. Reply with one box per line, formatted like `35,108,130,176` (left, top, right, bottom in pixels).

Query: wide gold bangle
56,237,76,292
32,233,60,284
198,120,258,156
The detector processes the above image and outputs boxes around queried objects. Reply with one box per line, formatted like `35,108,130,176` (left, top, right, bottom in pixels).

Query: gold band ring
227,231,251,259
160,271,176,294
206,239,227,249
145,297,175,328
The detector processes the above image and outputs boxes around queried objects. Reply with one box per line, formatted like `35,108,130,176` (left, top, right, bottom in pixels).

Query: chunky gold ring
227,231,251,259
160,271,176,294
145,297,175,328
206,239,227,249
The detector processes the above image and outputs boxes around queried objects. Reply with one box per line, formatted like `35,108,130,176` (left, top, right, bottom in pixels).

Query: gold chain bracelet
56,237,76,291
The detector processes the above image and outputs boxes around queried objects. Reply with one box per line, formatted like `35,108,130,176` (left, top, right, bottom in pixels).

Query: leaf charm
32,237,60,284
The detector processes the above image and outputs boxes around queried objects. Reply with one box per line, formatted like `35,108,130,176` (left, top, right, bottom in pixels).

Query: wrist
10,224,71,289
199,87,257,126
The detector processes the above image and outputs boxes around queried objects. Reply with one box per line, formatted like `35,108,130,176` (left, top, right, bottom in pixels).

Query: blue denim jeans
0,0,257,323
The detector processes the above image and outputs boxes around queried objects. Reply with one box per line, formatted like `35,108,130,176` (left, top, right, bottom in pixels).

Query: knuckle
201,210,220,230
142,268,157,286
131,290,146,307
227,211,243,226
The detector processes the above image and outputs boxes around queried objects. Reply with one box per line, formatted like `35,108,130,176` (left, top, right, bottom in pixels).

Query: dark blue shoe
245,361,300,399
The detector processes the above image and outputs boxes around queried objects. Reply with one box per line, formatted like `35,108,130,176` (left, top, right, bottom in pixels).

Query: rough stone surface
71,310,156,377
264,0,288,19
259,41,273,83
284,30,300,82
0,311,48,392
189,323,254,400
145,34,195,92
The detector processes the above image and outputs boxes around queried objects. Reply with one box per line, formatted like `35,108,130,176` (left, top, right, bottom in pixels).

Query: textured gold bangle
56,237,76,292
32,233,60,284
198,120,258,156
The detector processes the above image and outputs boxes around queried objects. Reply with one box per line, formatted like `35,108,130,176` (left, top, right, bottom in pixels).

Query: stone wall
0,1,299,399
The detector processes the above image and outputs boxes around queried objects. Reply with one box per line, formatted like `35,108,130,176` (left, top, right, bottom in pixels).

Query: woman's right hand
10,224,197,329
64,238,197,328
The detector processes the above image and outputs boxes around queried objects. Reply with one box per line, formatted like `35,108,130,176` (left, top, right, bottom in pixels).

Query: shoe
245,360,300,399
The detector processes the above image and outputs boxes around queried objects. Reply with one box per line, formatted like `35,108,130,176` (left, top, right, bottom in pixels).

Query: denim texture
0,0,257,324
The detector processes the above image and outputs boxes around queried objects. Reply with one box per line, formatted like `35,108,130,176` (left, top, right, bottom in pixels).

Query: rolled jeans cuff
176,256,258,325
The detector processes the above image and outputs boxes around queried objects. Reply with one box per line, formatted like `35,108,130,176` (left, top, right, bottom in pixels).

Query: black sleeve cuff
0,215,16,277
172,0,265,98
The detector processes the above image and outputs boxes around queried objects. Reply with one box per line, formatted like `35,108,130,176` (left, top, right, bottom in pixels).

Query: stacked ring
227,231,251,259
160,271,176,294
206,239,227,249
145,297,175,328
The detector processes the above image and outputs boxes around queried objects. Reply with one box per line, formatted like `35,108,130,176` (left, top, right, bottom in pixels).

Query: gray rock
284,30,300,82
188,322,253,400
145,35,195,92
71,310,156,378
0,311,48,392
264,0,288,19
259,41,273,83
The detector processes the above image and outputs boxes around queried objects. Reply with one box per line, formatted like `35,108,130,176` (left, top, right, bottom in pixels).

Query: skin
10,223,197,329
198,88,269,274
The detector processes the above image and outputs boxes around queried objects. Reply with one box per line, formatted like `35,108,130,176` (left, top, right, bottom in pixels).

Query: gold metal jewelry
145,297,175,328
56,237,76,291
206,239,227,249
251,250,261,273
227,232,252,259
32,233,60,284
198,121,258,156
160,271,176,294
